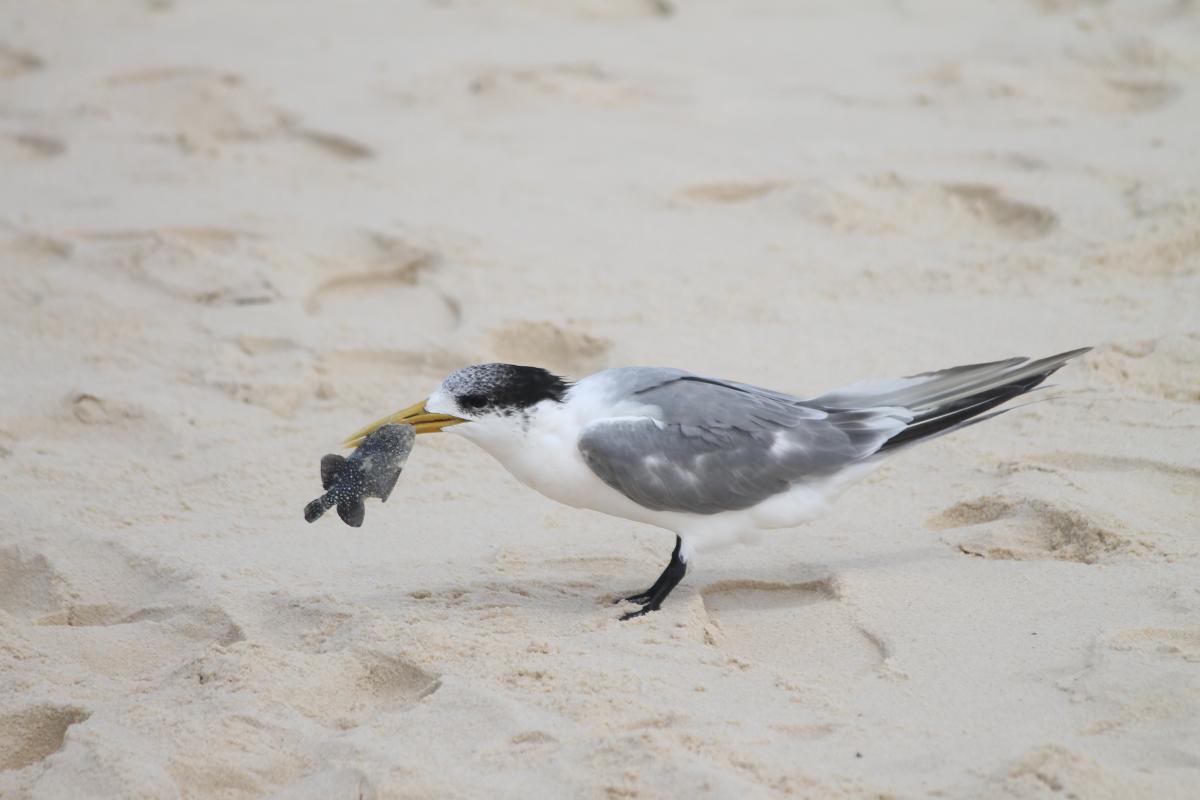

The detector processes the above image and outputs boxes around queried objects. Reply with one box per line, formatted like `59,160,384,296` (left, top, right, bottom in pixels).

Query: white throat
451,399,594,504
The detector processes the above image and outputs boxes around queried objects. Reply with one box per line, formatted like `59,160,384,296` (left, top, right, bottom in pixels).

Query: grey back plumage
576,349,1089,516
577,370,908,515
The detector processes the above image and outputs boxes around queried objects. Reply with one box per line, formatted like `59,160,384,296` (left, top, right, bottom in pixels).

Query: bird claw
613,536,685,619
613,591,654,606
619,604,660,621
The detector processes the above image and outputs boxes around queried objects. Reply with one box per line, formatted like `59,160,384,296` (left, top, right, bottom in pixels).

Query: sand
1,1,1198,797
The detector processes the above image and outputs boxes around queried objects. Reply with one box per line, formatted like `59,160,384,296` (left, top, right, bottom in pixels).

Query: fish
303,423,416,527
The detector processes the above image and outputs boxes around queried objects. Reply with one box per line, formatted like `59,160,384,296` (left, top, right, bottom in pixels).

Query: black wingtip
878,361,1072,453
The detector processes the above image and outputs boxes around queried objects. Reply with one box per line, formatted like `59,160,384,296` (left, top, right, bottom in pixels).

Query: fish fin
320,454,348,490
304,494,333,523
337,499,365,527
376,467,403,502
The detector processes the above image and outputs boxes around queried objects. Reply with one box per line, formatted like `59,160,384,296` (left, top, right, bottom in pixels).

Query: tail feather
877,372,1048,452
816,347,1089,416
815,347,1091,453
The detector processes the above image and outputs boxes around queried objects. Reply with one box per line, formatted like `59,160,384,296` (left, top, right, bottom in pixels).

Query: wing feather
578,375,907,515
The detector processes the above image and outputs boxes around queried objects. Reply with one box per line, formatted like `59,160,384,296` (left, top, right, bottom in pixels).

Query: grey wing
577,375,908,515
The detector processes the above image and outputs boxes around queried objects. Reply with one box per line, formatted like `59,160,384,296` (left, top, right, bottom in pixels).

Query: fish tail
304,492,336,523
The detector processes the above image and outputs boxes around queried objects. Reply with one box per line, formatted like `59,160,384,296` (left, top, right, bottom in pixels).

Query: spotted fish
303,423,416,527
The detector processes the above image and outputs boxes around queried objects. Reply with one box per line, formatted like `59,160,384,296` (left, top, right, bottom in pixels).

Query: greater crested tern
346,348,1090,619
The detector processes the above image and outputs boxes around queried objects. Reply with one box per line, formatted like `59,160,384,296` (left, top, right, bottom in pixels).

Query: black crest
445,364,570,413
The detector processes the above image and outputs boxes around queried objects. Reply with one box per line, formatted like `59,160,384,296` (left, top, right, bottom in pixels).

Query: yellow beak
343,399,466,447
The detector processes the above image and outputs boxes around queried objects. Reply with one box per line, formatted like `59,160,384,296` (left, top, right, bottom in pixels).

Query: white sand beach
1,1,1198,797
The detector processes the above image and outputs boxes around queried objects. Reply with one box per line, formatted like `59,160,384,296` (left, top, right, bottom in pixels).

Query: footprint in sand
98,67,373,161
65,359,258,438
74,227,279,307
0,542,244,686
0,706,91,771
820,178,1059,239
0,43,43,79
909,51,1182,116
1018,451,1200,484
701,580,886,683
100,67,292,150
0,228,74,264
70,226,318,419
0,546,64,622
677,181,790,204
304,233,440,314
983,744,1165,798
929,495,1141,564
68,391,150,427
938,183,1059,238
0,541,206,630
0,133,66,165
360,652,443,707
302,230,470,383
705,173,1060,242
292,128,375,161
1106,628,1200,663
30,606,245,682
1096,77,1180,113
306,232,463,378
175,645,440,729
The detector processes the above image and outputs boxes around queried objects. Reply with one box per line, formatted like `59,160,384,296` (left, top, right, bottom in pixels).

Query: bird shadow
360,545,942,618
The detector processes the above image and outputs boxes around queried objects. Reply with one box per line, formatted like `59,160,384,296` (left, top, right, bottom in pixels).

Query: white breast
449,376,673,521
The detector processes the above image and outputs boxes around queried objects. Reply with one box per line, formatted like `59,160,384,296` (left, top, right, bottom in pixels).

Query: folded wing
578,375,908,514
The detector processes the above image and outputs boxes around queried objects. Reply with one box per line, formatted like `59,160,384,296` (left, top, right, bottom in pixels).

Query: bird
345,347,1090,620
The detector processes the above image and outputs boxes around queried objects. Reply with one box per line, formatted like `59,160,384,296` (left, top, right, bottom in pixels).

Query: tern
346,347,1089,619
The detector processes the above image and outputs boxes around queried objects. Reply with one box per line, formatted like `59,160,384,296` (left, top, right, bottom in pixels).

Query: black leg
618,536,687,620
616,536,681,605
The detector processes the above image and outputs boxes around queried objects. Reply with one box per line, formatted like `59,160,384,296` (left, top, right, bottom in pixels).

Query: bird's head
343,363,571,447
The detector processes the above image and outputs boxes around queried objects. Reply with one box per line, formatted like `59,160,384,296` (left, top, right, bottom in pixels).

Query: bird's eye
460,394,488,410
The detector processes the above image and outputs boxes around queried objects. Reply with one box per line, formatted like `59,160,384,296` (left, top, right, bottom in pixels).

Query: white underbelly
453,425,880,554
